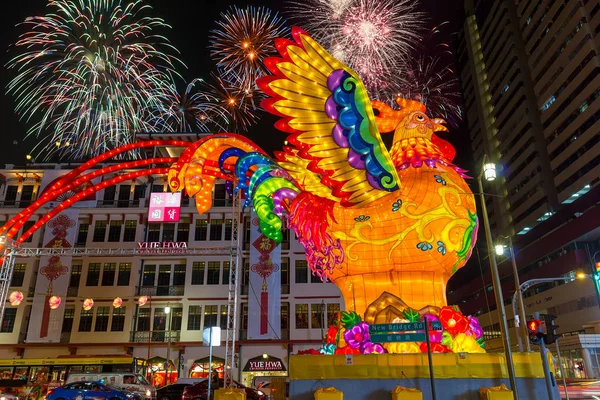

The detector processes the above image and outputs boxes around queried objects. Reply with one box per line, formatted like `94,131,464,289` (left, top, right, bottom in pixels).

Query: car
182,379,266,400
46,381,138,400
156,383,191,400
254,381,289,399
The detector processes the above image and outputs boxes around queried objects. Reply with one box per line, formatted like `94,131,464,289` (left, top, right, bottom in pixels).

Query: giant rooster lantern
169,28,481,353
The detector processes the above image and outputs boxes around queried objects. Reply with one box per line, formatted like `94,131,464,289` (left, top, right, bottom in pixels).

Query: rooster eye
416,114,425,121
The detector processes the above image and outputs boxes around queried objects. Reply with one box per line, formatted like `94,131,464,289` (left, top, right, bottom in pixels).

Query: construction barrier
480,384,514,400
314,387,343,400
214,388,246,400
392,386,423,400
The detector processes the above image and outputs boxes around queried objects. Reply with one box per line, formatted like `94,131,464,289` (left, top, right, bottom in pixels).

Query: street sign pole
424,321,437,400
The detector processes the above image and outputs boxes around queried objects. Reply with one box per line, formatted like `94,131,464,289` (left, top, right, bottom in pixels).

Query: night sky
0,0,469,167
0,0,484,295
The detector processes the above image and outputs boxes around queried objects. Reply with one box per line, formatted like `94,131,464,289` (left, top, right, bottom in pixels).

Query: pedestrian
211,370,219,389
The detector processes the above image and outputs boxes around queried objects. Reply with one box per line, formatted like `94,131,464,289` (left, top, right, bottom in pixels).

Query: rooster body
169,28,478,320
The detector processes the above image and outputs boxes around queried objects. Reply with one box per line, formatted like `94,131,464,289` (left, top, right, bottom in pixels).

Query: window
86,264,101,286
187,306,202,330
69,265,81,288
173,264,186,286
133,185,146,202
111,307,126,331
142,265,156,286
76,223,89,245
62,308,75,333
281,302,289,330
295,304,309,329
207,262,220,285
103,186,116,202
192,262,205,285
92,220,107,242
117,263,131,286
311,304,324,329
204,305,218,327
101,263,116,286
94,306,110,331
241,260,250,286
151,184,163,193
22,221,35,243
214,184,227,206
224,219,232,241
209,219,223,240
157,265,171,294
117,185,130,207
147,223,160,242
195,220,208,241
219,305,228,330
310,269,321,283
171,307,182,331
241,303,248,330
327,304,340,327
20,185,34,206
281,258,289,287
0,309,17,333
4,186,17,205
107,221,122,242
137,308,150,331
295,260,308,284
162,223,175,242
123,220,136,242
177,220,189,242
222,262,230,285
78,309,93,332
10,264,26,287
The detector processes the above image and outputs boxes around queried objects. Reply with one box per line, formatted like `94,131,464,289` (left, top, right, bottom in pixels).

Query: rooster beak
432,118,449,132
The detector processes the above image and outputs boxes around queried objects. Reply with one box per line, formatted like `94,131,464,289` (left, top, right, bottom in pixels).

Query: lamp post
477,156,518,397
496,236,529,352
165,305,171,385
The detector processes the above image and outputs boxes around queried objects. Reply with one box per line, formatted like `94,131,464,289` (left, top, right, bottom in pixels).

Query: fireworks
210,6,288,90
287,0,425,95
6,0,181,160
156,79,230,133
394,56,463,125
207,74,259,133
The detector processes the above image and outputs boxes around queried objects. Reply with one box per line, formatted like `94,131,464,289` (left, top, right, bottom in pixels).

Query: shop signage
243,356,287,372
136,241,188,253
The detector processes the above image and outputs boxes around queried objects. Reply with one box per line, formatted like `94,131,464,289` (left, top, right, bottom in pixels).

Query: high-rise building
458,0,598,237
450,0,600,364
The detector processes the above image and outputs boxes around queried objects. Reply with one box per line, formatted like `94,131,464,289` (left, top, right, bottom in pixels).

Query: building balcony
136,286,185,296
238,329,289,340
97,199,141,208
130,330,180,343
0,200,33,208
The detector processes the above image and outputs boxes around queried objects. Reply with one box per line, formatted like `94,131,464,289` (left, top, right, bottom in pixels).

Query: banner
27,209,79,342
39,170,97,208
248,209,281,340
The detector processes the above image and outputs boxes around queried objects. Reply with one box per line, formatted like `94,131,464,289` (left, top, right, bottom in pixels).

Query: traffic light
543,314,560,344
527,319,544,344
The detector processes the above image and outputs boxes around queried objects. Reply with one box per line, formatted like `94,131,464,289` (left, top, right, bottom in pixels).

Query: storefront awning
243,355,287,373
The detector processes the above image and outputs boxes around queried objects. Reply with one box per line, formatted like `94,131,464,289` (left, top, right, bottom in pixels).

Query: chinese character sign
148,193,181,222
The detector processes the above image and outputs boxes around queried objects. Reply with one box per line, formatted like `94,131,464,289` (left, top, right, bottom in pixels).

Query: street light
495,244,505,256
477,155,518,397
496,236,529,353
165,305,172,385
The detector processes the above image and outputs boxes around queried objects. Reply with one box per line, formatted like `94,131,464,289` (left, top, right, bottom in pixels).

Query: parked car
182,379,266,400
46,381,137,400
66,373,155,400
156,384,190,400
174,379,203,386
254,381,289,399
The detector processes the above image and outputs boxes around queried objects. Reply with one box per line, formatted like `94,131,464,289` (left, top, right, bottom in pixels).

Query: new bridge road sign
371,333,427,343
368,321,442,334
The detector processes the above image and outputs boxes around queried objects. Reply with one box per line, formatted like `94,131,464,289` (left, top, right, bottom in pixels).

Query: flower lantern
113,297,123,308
138,296,148,306
9,291,23,306
83,298,94,311
48,295,61,309
439,306,469,336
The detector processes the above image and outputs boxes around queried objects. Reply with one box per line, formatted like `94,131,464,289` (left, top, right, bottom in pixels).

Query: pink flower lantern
83,298,94,311
48,295,61,309
9,291,24,306
138,296,148,306
113,297,123,308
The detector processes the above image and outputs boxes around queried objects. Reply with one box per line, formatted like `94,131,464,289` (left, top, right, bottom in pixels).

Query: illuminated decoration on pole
8,291,23,306
48,295,61,310
138,296,148,306
83,298,94,311
113,297,123,308
168,28,480,353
